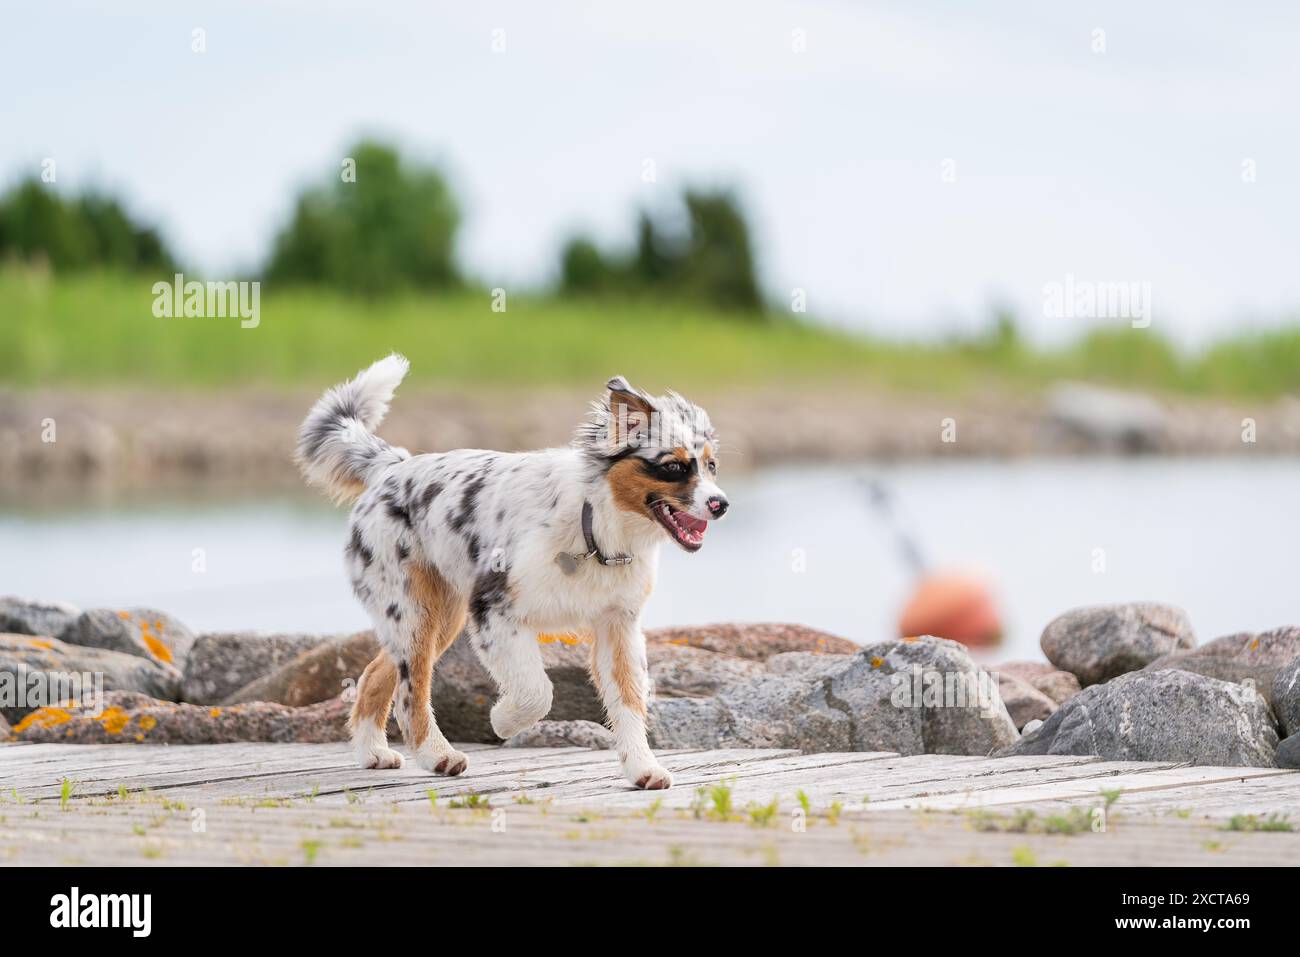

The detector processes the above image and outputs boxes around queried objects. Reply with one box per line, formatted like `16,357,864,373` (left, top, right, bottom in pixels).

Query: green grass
4,269,1300,397
1222,813,1293,832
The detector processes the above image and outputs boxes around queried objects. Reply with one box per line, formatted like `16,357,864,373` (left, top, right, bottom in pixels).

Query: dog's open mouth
650,500,708,552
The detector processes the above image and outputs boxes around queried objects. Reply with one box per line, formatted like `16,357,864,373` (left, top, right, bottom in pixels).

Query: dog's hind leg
350,652,402,769
390,561,471,775
591,611,672,790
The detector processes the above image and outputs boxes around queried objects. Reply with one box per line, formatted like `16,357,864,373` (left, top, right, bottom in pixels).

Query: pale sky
4,1,1299,344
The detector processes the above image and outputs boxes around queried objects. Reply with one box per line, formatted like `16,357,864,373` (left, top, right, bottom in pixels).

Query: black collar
556,502,633,573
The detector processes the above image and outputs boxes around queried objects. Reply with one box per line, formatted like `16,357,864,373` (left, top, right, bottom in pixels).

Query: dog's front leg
592,612,672,790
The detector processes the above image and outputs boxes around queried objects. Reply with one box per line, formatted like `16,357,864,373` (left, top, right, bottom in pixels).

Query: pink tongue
677,513,707,533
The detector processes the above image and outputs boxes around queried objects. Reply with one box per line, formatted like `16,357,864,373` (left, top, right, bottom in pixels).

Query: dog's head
577,376,728,553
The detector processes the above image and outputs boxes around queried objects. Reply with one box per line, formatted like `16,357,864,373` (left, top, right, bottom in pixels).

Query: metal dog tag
555,551,583,575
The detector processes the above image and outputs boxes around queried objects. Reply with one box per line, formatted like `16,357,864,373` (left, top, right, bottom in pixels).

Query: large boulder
504,719,613,749
646,622,858,660
1145,626,1300,712
649,636,1018,755
995,661,1081,705
0,633,181,724
182,631,333,704
1277,733,1300,770
10,691,349,744
224,631,379,707
1041,602,1195,685
1187,626,1300,662
0,596,80,639
996,672,1057,730
999,670,1278,767
60,607,197,672
647,643,763,697
1273,657,1300,737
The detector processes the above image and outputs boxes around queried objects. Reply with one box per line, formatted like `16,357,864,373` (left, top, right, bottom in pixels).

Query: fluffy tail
297,354,411,502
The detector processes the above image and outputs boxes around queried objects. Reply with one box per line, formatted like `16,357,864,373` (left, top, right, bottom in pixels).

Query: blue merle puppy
296,355,729,789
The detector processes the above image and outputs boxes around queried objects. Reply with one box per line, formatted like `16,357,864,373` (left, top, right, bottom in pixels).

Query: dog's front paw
414,747,469,776
358,745,404,770
490,694,551,740
624,760,673,790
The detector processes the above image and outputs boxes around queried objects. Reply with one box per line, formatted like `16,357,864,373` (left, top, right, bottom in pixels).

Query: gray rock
1277,733,1300,770
1273,658,1300,737
649,636,1018,756
647,643,763,697
1145,627,1300,714
183,631,333,704
1144,654,1281,708
1180,626,1300,663
1046,383,1168,453
1041,602,1195,685
0,632,181,724
995,660,1081,705
504,719,613,749
646,622,859,660
224,631,378,707
997,672,1057,730
60,607,197,672
1021,718,1044,735
1000,670,1278,767
0,596,80,639
765,651,851,677
10,690,349,744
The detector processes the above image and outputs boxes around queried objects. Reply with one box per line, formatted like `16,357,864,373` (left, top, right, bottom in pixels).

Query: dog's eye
707,459,717,475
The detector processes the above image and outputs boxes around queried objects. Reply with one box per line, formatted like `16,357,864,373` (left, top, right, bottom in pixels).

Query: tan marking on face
398,562,467,748
606,451,698,519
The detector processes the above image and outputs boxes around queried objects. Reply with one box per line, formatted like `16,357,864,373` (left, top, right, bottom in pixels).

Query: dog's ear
606,376,655,417
606,376,656,447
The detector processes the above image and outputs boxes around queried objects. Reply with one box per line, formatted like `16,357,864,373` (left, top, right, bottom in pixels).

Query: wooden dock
2,741,1298,866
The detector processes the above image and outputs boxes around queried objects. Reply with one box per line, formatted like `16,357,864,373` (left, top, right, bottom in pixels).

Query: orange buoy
897,571,1002,648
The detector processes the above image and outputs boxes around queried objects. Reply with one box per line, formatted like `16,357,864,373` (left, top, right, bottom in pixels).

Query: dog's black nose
706,495,729,517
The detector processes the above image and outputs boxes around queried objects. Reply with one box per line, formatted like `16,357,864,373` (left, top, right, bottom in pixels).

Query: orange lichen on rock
139,629,174,664
136,714,158,732
537,632,590,646
117,610,131,620
870,656,885,668
97,706,131,734
25,637,54,649
209,708,222,718
14,707,73,733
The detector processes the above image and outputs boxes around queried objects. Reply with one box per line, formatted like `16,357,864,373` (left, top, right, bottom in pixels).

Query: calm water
2,459,1296,663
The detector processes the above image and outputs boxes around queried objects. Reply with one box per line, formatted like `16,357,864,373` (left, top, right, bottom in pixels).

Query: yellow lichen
537,632,590,646
140,630,173,664
870,656,885,668
13,707,73,733
136,715,158,732
25,638,54,649
209,707,222,718
98,706,130,734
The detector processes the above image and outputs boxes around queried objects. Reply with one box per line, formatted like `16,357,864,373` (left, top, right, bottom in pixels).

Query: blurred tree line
0,178,175,273
0,140,765,312
559,190,762,310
